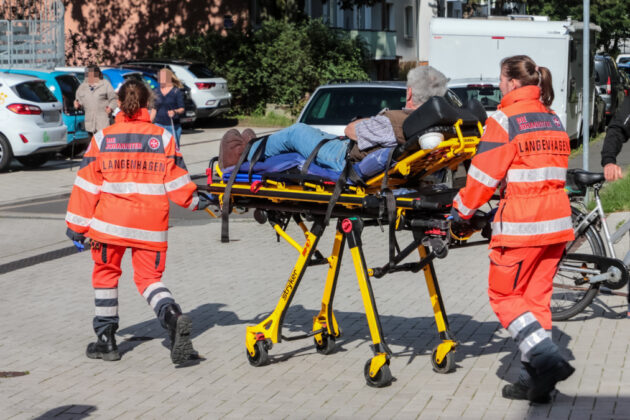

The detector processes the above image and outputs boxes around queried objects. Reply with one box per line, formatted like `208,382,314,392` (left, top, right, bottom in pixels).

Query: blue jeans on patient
248,123,350,172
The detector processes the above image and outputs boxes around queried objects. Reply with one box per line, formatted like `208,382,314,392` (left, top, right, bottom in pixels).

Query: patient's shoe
241,128,257,143
219,129,245,170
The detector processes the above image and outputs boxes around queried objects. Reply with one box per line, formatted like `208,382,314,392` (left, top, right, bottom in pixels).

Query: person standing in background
74,64,118,138
151,68,185,148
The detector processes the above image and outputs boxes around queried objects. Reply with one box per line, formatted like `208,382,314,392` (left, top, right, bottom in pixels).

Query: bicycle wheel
551,207,606,321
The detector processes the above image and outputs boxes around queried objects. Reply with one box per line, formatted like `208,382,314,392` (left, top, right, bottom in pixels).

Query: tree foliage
527,0,630,55
151,19,369,114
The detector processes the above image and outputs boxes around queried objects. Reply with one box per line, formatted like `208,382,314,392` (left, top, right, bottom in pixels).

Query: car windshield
619,57,630,65
451,85,502,110
187,64,215,78
124,73,144,83
55,75,81,114
13,80,57,103
301,87,406,125
594,60,607,84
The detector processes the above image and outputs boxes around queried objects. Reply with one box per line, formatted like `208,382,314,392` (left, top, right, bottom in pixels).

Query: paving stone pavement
0,128,629,419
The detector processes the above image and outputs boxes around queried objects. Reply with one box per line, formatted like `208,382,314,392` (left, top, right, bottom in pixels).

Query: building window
404,6,413,39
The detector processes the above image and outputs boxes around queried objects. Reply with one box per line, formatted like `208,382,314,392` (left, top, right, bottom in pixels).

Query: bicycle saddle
568,169,605,186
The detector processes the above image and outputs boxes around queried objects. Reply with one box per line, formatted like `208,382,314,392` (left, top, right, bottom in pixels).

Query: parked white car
447,78,501,121
0,73,67,171
119,59,232,119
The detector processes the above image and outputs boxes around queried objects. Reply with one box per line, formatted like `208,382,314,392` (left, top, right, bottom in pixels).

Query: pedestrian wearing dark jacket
601,95,630,181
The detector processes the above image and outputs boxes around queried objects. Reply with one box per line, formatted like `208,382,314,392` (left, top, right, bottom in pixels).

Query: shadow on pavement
247,304,575,384
33,404,97,419
116,302,252,357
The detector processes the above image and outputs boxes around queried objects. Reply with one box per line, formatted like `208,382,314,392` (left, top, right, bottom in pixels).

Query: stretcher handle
452,119,466,155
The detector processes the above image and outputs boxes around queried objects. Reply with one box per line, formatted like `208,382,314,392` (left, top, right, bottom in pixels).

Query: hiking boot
86,324,120,361
164,304,194,364
502,382,550,404
241,128,257,143
219,129,245,170
528,359,574,402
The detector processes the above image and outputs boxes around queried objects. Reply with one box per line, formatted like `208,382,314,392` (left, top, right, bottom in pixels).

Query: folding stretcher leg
343,217,394,388
245,216,326,366
312,221,344,354
418,245,457,373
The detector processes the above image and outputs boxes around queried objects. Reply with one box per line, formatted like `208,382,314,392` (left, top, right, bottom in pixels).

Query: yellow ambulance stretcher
198,96,485,387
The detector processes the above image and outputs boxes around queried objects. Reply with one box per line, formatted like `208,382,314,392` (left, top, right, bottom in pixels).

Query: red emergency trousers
453,86,574,331
91,242,166,296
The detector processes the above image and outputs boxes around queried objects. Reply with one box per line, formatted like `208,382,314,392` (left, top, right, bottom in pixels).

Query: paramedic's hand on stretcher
196,192,212,211
66,227,87,252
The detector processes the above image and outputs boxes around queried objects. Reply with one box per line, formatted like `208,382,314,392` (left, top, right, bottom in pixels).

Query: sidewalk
0,128,629,419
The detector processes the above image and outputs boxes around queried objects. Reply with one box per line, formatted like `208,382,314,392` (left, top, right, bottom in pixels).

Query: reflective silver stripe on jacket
507,312,537,338
101,181,166,195
491,110,509,133
453,192,477,217
468,164,501,188
75,176,101,195
188,193,199,211
90,218,168,243
95,306,118,316
518,328,548,356
95,289,118,299
161,129,172,150
65,211,91,227
491,216,572,236
93,130,104,150
165,174,192,192
506,167,567,183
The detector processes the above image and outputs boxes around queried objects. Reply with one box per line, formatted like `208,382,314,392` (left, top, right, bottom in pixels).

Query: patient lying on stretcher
219,66,451,179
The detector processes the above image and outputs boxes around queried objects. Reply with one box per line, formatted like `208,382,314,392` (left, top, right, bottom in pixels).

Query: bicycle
550,169,630,321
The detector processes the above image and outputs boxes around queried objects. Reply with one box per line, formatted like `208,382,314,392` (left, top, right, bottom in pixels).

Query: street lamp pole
582,0,590,172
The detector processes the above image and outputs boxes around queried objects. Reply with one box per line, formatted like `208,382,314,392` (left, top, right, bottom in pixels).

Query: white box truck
428,17,601,140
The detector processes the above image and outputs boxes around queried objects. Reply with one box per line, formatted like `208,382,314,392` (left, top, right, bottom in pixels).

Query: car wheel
16,153,53,169
0,133,13,172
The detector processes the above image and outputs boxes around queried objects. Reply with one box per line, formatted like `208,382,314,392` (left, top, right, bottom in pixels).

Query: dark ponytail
117,79,151,117
501,55,554,107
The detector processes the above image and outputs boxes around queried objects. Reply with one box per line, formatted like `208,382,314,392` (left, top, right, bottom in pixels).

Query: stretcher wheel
314,334,336,355
431,347,455,373
246,340,269,367
363,359,392,388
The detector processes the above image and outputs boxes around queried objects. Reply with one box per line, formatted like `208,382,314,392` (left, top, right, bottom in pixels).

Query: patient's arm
344,118,369,140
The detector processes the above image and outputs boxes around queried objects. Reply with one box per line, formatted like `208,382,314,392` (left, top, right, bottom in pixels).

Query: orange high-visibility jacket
453,85,574,248
66,108,199,251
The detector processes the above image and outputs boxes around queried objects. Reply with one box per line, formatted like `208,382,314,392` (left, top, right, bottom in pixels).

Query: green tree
151,19,369,114
527,0,630,55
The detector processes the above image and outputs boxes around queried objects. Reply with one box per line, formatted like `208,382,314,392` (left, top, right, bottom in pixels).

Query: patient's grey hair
407,66,449,106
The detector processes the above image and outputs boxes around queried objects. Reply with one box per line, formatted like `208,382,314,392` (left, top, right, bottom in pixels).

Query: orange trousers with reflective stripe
91,242,166,295
488,243,566,330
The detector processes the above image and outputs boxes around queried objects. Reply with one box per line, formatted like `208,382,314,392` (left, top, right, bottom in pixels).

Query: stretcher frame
201,119,482,387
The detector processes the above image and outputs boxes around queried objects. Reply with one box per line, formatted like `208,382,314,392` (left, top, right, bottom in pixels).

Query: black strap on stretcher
301,138,333,177
221,136,268,243
322,141,365,227
380,147,401,264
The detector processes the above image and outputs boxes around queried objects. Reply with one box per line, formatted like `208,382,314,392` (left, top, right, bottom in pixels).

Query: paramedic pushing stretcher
65,79,211,364
451,55,575,403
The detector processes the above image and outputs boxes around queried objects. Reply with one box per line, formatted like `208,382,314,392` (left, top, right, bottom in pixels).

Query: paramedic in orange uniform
65,79,210,364
451,55,575,403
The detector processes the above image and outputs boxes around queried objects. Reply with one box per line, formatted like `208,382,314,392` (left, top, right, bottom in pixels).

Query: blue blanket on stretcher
221,147,395,184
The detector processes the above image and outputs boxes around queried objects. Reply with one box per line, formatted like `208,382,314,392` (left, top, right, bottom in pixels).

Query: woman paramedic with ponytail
450,55,575,403
65,79,210,365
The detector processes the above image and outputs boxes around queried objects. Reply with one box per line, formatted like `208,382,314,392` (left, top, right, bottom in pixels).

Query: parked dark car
594,55,626,121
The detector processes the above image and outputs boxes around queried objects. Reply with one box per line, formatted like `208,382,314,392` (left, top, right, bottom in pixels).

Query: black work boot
164,304,194,364
502,361,548,403
527,359,574,402
86,324,120,361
